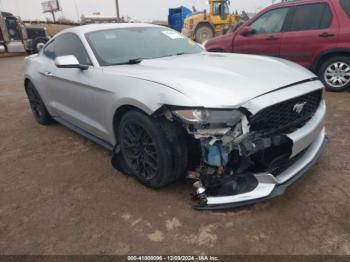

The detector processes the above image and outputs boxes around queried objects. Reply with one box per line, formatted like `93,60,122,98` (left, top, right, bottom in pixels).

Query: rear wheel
195,25,214,44
25,82,54,125
319,56,350,92
117,110,187,188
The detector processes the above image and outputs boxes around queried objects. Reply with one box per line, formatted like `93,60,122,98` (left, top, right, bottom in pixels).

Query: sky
0,0,273,22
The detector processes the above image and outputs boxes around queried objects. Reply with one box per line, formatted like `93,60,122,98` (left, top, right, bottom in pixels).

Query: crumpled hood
103,52,316,107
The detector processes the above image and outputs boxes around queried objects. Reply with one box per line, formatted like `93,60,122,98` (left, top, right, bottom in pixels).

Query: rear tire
25,82,54,125
319,56,350,92
195,25,214,44
34,38,47,53
117,110,187,188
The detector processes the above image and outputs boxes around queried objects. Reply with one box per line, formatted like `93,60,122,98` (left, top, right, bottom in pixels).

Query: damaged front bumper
187,89,327,210
196,128,327,210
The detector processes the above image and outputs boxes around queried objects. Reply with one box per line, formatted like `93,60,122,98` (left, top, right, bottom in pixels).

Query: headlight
172,109,243,126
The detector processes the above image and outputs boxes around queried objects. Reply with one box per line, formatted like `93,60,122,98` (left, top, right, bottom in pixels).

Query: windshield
213,2,230,17
86,27,203,66
223,3,230,16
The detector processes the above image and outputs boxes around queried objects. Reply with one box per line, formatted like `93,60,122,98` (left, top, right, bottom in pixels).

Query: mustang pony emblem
293,102,307,114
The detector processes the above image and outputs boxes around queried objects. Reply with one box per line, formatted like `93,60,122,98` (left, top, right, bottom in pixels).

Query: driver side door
42,33,104,138
233,7,290,57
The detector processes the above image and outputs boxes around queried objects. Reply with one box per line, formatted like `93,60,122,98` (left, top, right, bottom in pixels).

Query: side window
213,2,222,16
340,0,350,18
55,33,92,65
289,4,332,32
250,8,289,35
320,5,332,28
44,40,56,59
213,2,229,17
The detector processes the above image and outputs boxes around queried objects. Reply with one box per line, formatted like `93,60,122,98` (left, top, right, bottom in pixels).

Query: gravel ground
0,56,349,255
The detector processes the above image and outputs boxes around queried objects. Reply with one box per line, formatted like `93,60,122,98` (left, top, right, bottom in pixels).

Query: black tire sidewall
118,111,174,188
319,56,350,92
25,82,54,125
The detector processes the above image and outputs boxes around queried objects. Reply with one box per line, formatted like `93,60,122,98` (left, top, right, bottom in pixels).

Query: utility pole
73,0,80,23
50,8,56,22
42,0,60,23
48,1,57,23
115,0,120,20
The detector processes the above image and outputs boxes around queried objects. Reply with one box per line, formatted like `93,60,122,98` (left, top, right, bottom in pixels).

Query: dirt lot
0,56,349,255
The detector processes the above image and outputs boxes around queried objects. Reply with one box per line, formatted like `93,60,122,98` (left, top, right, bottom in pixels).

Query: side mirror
240,26,254,36
55,55,89,70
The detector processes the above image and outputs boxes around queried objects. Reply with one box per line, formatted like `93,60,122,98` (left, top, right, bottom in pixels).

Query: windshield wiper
109,54,192,65
128,58,144,64
110,58,144,66
175,52,192,56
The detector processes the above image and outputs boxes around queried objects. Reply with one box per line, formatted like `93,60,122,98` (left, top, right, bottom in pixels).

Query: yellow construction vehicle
181,0,239,43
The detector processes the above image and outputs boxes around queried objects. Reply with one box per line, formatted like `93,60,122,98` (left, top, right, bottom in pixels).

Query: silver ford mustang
24,23,327,210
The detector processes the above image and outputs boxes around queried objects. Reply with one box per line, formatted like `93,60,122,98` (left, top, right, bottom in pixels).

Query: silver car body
24,23,327,209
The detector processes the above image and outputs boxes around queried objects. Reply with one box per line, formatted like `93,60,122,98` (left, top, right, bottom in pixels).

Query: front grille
250,90,322,135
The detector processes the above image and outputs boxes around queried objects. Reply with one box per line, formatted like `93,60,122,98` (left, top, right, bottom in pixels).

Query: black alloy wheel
117,110,188,188
121,121,159,180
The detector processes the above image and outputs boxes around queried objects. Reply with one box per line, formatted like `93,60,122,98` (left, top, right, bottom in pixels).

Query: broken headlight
172,109,243,126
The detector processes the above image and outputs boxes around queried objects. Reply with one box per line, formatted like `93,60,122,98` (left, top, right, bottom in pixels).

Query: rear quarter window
340,0,350,17
288,3,332,32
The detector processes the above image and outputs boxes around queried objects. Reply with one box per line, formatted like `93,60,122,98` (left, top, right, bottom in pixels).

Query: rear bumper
195,100,327,210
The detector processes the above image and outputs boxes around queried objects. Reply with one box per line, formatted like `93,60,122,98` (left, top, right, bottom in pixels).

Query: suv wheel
117,110,187,188
319,56,350,92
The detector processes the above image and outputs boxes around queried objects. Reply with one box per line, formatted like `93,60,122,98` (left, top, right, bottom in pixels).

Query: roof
271,0,328,8
62,23,164,36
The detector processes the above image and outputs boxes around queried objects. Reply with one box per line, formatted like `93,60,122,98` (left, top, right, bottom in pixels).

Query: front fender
104,78,199,145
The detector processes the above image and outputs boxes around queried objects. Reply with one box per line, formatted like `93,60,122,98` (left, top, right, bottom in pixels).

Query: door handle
266,35,278,41
44,71,54,77
319,32,335,38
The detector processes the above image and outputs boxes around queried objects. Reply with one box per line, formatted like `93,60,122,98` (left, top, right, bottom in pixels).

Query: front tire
25,82,54,125
195,25,214,44
117,110,187,188
319,56,350,92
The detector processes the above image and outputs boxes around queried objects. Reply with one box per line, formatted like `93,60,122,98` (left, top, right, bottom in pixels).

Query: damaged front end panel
166,89,327,210
169,108,293,209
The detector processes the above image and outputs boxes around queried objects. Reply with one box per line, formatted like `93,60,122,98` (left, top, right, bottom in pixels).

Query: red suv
205,0,350,92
